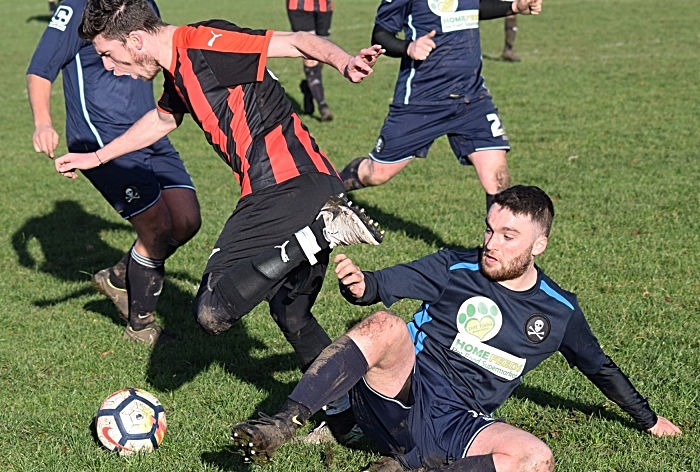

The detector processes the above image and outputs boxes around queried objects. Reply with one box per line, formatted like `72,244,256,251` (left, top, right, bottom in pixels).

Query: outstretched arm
268,31,384,83
54,108,182,178
584,356,681,437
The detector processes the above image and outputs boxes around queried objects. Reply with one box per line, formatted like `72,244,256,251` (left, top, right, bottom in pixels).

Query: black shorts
350,358,498,469
80,137,194,219
203,172,343,276
287,10,332,36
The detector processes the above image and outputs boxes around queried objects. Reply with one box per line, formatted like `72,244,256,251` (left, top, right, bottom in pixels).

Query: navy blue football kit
343,248,658,468
27,0,194,218
369,0,510,163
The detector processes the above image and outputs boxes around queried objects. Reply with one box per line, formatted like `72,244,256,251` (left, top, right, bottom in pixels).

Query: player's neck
497,265,538,292
152,25,179,72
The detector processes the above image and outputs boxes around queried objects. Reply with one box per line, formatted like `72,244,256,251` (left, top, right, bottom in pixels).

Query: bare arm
54,108,181,179
27,74,59,159
268,31,384,83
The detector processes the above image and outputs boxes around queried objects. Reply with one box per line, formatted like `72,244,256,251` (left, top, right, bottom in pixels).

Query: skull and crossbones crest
525,315,550,344
124,186,141,203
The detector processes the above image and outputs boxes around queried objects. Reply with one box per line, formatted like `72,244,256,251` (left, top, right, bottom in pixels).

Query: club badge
525,314,550,344
374,136,385,154
125,186,141,203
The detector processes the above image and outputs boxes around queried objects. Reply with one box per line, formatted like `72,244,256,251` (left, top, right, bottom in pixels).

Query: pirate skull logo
525,315,550,344
124,186,141,203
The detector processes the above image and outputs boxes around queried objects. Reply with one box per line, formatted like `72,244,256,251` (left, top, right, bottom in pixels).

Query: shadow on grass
26,14,54,23
345,197,467,251
511,384,636,430
13,201,300,409
201,448,250,471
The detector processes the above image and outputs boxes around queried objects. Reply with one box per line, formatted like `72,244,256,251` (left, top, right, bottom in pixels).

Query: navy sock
288,335,368,414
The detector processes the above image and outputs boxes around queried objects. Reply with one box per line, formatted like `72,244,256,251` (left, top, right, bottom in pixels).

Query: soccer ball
95,388,167,456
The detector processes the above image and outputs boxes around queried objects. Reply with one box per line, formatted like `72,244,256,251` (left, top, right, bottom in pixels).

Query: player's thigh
287,10,316,32
203,173,343,275
447,99,510,166
81,149,161,220
314,11,332,36
368,105,453,167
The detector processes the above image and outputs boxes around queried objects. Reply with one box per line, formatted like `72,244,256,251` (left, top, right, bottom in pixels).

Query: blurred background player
502,16,519,62
286,0,335,121
49,0,63,14
339,0,542,212
27,0,201,345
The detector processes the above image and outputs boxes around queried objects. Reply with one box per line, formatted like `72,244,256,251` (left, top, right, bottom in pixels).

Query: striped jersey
157,20,337,197
27,0,169,152
287,0,334,12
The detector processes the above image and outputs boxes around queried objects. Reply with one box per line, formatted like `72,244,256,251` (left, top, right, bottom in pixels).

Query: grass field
2,0,699,470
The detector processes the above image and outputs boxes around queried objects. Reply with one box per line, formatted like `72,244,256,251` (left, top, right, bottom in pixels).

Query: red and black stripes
287,0,333,13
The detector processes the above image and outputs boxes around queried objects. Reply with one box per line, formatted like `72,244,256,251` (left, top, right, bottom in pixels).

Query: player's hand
344,45,384,83
513,0,542,15
33,124,59,159
334,254,366,298
647,416,682,437
54,152,101,179
407,30,436,61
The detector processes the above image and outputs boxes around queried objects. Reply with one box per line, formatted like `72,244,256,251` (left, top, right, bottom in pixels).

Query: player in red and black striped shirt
55,0,384,440
286,0,334,121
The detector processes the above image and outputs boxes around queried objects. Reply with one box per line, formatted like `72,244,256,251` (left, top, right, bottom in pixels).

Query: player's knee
351,311,407,342
192,282,237,336
520,439,554,472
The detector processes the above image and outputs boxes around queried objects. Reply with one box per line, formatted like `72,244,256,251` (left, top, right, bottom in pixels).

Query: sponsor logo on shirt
49,5,73,32
440,9,479,33
428,0,458,15
449,296,526,380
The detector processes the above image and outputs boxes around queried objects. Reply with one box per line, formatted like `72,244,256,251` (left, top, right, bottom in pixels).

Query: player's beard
130,49,161,81
480,244,534,282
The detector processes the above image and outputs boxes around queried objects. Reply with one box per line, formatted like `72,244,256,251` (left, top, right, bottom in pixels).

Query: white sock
294,226,322,266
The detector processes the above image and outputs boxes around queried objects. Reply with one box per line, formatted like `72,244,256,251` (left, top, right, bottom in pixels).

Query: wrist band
94,150,104,166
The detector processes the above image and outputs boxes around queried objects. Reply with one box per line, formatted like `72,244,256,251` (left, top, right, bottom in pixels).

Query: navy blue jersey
371,248,607,415
376,0,490,106
27,0,163,151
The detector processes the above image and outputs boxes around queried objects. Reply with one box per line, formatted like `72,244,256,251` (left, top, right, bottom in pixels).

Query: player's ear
127,31,145,50
532,235,547,257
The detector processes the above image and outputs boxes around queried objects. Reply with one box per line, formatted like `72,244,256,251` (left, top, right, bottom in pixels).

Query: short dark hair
493,185,555,236
78,0,166,44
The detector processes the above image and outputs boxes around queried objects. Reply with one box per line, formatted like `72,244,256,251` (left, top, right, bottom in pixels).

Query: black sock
288,335,369,414
127,248,164,330
109,251,130,290
431,455,496,471
281,318,332,373
339,157,367,191
304,64,327,108
307,218,331,251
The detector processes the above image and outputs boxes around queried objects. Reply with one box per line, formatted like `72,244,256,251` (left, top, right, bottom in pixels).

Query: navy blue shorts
287,10,332,37
368,98,510,165
350,359,497,469
80,137,194,219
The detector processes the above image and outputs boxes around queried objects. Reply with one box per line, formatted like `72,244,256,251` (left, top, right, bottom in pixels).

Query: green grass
2,0,699,470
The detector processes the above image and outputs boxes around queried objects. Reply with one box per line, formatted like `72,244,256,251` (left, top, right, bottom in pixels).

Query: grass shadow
511,384,636,430
346,197,468,251
26,14,54,24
